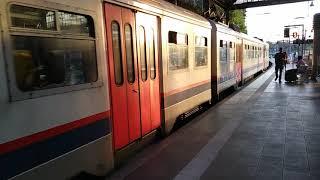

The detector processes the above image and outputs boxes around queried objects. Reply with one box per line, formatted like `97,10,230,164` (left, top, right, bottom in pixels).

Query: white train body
0,0,269,179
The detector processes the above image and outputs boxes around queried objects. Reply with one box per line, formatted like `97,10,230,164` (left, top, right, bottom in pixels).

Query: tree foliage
229,9,247,34
166,0,248,34
177,0,203,14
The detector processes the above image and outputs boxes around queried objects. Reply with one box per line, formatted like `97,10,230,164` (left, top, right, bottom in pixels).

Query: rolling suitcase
285,69,297,82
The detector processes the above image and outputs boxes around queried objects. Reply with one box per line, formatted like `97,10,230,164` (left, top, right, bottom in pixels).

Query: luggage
285,69,298,82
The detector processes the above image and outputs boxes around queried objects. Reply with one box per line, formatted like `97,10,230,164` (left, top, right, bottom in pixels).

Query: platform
107,67,320,180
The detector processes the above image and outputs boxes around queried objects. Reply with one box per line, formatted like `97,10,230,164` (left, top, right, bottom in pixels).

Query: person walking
274,48,285,83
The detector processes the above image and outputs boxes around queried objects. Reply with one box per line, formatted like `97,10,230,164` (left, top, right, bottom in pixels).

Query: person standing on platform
274,48,285,83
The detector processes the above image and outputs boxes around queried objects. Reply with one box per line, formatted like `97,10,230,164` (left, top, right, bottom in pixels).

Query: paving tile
312,175,320,180
256,174,283,180
284,154,309,172
284,171,311,180
285,143,307,154
309,155,320,174
307,143,320,155
262,143,284,158
305,134,320,143
258,156,283,178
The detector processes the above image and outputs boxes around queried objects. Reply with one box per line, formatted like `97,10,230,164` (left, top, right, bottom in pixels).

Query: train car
160,7,212,134
0,0,113,179
0,0,211,179
210,21,269,97
211,22,239,93
264,44,270,70
240,35,265,81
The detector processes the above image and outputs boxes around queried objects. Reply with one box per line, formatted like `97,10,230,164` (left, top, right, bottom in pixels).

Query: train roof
104,0,211,28
209,20,268,45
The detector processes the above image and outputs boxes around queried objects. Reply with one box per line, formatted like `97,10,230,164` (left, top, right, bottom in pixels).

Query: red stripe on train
0,111,110,155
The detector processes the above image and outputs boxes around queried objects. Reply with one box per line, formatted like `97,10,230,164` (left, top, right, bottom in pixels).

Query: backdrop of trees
166,0,247,34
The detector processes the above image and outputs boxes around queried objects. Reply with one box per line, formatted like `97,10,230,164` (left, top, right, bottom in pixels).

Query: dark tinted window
169,31,177,43
111,21,123,85
139,26,147,81
150,29,156,79
10,5,56,30
124,24,135,83
58,11,94,37
12,36,97,91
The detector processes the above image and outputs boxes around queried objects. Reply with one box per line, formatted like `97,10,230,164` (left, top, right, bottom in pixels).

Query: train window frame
194,36,208,68
6,3,101,101
168,31,189,71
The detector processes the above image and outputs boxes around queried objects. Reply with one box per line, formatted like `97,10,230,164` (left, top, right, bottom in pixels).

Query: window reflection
139,26,147,81
111,22,123,85
10,5,56,30
12,36,97,91
195,36,208,67
168,31,188,70
59,12,94,37
125,24,135,83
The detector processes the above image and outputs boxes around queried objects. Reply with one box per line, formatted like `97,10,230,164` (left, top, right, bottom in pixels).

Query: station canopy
215,0,312,9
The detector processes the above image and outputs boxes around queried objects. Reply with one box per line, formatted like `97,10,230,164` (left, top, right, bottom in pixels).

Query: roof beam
231,0,310,10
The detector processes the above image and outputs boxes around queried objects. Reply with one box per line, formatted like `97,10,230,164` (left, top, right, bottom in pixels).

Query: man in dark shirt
274,48,285,83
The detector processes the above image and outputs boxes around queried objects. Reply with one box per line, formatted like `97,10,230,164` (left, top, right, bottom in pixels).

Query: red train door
105,4,161,150
136,12,161,136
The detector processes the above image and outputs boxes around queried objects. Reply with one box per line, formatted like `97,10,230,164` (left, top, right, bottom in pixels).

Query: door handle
132,89,138,93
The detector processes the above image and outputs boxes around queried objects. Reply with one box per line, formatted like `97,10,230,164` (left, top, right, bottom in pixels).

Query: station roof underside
215,0,311,10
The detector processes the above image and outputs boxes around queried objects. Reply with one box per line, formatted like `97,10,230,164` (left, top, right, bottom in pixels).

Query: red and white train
0,0,269,179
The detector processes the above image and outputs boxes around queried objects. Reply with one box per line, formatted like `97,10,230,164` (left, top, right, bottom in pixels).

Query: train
0,0,269,179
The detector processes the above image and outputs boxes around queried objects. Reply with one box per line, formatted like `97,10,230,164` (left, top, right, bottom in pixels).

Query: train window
139,26,147,81
112,21,123,86
124,24,135,83
230,42,235,61
195,36,208,67
219,40,227,62
9,4,99,98
168,31,188,70
150,29,156,79
58,12,94,37
12,36,98,91
169,31,177,43
10,5,56,30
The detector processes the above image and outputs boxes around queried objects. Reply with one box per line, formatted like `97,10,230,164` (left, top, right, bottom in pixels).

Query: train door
135,12,161,136
104,4,161,150
236,38,242,84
